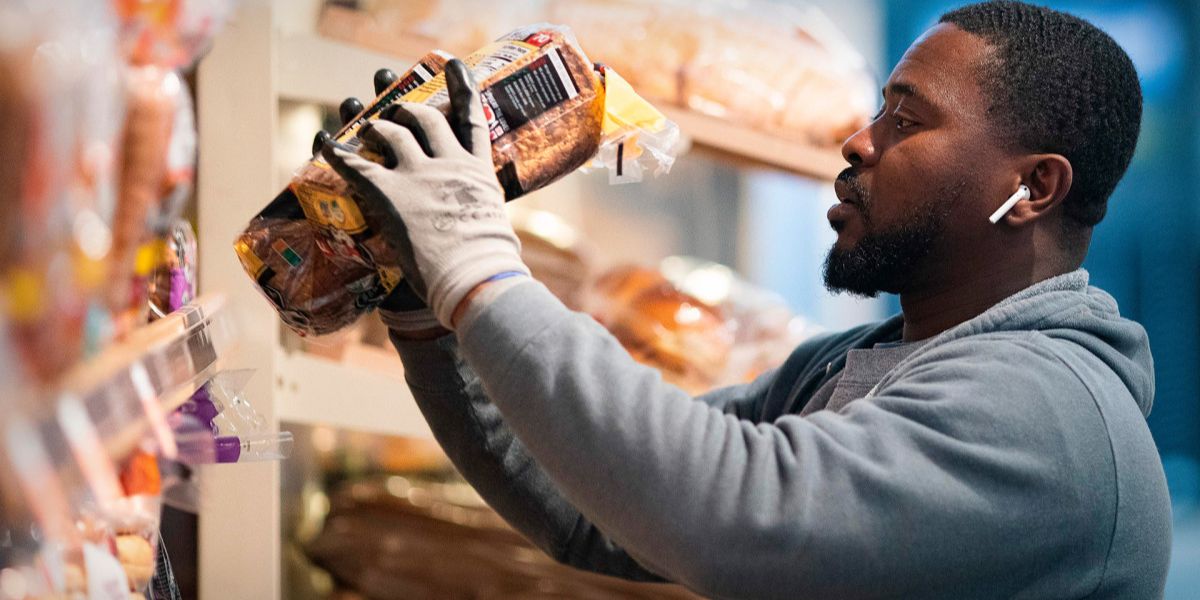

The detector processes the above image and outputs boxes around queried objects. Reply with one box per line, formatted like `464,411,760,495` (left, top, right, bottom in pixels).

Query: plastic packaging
148,219,198,320
659,256,822,384
170,370,293,466
589,65,679,183
586,265,734,395
583,258,823,394
0,0,126,383
212,432,295,464
107,65,185,332
239,24,677,335
113,0,238,69
550,0,875,146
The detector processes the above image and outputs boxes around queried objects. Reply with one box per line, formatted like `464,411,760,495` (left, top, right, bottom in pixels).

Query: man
319,1,1171,597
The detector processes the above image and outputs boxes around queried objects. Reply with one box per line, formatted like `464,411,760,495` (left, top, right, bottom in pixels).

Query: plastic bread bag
236,217,390,336
406,0,549,54
234,52,451,336
546,0,702,105
107,66,185,333
170,370,293,465
108,449,164,597
680,1,875,146
238,24,677,336
587,64,679,184
113,0,237,69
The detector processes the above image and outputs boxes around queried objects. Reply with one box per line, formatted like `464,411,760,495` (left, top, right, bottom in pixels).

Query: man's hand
313,68,446,338
320,59,528,329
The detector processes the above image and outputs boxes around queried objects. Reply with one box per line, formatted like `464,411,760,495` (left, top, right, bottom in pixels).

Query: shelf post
195,0,281,597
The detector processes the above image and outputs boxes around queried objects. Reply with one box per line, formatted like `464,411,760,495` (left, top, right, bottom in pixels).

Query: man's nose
841,124,879,168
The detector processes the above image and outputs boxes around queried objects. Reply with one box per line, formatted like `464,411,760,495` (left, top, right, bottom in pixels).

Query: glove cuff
429,250,530,328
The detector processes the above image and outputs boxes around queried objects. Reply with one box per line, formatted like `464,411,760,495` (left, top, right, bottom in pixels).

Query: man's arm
388,329,667,581
453,280,1120,599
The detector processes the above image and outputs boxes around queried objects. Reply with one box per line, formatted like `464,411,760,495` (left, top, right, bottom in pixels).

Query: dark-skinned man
317,1,1170,597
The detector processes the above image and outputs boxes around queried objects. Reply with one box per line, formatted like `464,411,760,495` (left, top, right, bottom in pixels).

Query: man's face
824,24,1008,296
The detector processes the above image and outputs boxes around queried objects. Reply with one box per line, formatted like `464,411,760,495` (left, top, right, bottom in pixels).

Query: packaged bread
239,24,677,335
546,0,693,104
605,280,733,396
108,66,178,318
236,218,387,335
236,52,451,335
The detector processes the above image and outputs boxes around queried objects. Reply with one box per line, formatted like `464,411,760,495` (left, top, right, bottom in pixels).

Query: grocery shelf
53,294,234,466
276,29,845,181
275,344,433,440
658,106,846,179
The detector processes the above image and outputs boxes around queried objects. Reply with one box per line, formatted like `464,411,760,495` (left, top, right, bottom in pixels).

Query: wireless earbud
989,185,1030,224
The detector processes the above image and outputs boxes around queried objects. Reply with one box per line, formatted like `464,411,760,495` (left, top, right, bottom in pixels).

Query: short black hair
939,1,1142,230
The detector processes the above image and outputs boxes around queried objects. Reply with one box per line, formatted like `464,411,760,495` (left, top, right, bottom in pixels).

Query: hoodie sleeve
385,304,793,580
454,280,1119,599
389,330,668,581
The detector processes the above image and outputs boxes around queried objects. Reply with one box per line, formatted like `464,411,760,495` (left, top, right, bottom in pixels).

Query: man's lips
833,178,860,206
829,177,864,232
827,201,859,230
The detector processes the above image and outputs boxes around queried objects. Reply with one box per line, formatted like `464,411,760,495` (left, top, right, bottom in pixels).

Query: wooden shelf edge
659,106,845,180
275,346,433,440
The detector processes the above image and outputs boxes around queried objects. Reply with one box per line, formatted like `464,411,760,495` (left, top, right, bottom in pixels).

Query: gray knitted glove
322,60,528,329
312,68,444,335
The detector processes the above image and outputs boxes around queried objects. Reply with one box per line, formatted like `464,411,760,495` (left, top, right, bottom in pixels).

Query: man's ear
1003,154,1073,225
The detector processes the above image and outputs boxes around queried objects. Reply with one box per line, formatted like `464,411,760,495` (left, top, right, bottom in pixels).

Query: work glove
320,59,529,329
312,68,444,335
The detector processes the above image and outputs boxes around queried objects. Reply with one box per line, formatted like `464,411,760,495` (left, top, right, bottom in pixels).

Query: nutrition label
404,41,539,109
482,49,580,141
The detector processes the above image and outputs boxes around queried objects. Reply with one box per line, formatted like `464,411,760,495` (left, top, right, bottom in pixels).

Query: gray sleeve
695,368,777,419
455,281,1119,599
387,330,666,582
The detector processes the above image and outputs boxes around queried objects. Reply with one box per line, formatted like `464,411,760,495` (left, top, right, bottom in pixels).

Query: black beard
823,188,957,298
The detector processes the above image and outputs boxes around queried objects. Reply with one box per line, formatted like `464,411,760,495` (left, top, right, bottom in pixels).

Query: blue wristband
483,271,527,284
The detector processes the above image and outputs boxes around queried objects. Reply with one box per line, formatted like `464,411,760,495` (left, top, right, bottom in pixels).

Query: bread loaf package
238,24,677,335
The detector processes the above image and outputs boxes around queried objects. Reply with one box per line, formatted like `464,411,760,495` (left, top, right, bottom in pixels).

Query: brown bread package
238,24,621,336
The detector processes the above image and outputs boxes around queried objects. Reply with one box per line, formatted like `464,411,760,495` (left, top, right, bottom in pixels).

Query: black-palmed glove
320,59,529,330
312,68,444,336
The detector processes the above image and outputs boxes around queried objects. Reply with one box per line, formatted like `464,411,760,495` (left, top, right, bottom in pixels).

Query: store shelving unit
195,1,842,597
61,295,233,465
10,293,232,482
282,11,847,180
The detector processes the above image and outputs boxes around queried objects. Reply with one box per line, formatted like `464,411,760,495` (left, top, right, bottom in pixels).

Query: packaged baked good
106,65,182,331
679,2,873,146
0,0,125,383
547,0,700,105
240,24,676,335
236,218,386,336
601,275,734,395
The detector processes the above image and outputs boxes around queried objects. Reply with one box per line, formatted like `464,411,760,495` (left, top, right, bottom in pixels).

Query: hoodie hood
927,269,1156,416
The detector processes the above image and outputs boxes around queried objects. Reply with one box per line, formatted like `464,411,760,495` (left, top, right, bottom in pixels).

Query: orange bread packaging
237,24,677,335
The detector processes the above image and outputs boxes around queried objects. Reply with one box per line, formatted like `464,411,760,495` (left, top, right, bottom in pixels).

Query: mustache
836,168,871,212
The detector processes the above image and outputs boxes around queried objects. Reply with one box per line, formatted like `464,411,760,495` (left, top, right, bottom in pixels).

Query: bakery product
242,26,609,335
605,280,733,395
108,66,178,315
115,534,154,591
235,218,387,336
585,264,668,326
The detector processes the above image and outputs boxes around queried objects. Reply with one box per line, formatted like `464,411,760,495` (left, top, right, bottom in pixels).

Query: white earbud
989,184,1030,224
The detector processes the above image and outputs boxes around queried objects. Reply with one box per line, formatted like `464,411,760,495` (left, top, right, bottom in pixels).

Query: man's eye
895,117,917,130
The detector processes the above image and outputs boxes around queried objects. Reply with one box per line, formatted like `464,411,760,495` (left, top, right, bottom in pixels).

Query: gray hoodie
389,269,1171,599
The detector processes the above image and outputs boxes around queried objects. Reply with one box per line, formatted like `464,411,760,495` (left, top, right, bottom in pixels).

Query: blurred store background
1,0,1196,598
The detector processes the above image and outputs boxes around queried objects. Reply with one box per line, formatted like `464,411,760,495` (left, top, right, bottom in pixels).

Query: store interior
1,0,1197,598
